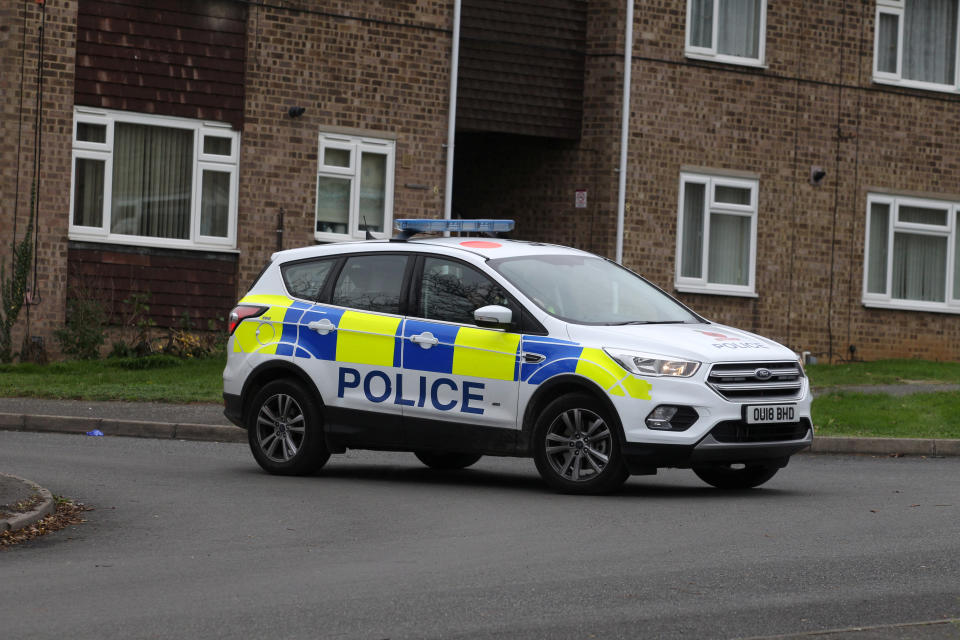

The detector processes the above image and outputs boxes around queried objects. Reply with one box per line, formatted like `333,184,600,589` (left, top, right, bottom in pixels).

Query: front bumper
621,419,813,474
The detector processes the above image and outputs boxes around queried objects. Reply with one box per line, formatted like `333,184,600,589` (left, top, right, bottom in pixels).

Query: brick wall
236,1,453,291
0,0,75,360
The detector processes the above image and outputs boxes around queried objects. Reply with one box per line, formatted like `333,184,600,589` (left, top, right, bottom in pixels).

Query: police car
223,219,812,494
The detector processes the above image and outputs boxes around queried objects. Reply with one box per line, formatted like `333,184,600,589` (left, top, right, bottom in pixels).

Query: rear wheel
693,463,780,489
414,451,482,470
532,394,629,494
247,378,330,475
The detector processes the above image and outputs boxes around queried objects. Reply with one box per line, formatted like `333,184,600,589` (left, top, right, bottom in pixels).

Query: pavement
2,383,960,534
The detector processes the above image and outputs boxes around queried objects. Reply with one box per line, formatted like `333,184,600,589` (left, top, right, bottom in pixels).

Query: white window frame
873,0,960,93
862,193,960,313
684,0,768,68
69,107,240,251
315,132,395,243
675,172,759,297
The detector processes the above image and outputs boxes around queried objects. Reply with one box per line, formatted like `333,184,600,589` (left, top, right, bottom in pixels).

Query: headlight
604,348,701,378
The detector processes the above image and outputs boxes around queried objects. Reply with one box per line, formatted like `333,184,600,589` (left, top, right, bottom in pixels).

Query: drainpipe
443,0,462,223
615,0,634,264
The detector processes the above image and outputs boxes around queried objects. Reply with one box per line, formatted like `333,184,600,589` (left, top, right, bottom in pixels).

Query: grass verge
813,391,960,439
0,355,224,403
806,359,960,387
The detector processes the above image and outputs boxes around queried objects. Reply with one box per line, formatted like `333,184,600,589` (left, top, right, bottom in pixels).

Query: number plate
744,404,799,424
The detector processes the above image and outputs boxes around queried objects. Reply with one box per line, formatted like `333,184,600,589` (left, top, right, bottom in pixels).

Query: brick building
2,0,960,362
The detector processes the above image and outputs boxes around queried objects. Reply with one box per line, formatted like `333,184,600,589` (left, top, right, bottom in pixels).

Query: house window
874,0,960,92
675,172,758,297
315,132,395,242
69,107,239,250
686,0,767,67
863,194,960,313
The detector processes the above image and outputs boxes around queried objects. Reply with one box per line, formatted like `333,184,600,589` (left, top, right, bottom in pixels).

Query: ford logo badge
755,368,772,380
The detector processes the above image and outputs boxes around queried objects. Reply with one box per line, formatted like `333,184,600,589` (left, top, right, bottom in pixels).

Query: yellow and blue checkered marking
234,298,651,399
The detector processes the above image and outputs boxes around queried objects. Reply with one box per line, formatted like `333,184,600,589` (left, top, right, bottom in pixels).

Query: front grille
707,361,804,401
710,418,811,443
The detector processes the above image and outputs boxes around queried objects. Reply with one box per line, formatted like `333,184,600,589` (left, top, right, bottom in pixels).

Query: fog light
646,405,678,430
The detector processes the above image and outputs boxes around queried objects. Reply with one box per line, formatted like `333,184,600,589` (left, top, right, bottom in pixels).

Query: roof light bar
394,219,515,234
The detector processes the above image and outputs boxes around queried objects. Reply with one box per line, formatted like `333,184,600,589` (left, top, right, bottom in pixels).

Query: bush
109,354,182,370
54,297,106,360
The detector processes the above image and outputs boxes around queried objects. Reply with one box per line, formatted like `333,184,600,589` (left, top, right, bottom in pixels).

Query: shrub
54,297,106,360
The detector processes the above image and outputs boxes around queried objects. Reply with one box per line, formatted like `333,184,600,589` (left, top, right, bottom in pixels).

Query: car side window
419,257,514,325
281,258,336,301
331,254,409,314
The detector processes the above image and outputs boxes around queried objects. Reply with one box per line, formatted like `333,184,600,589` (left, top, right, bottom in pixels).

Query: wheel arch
240,360,325,428
519,374,624,454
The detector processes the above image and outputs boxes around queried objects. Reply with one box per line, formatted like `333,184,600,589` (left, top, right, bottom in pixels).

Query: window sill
675,284,758,299
684,51,767,69
863,299,960,315
68,231,239,253
872,75,960,95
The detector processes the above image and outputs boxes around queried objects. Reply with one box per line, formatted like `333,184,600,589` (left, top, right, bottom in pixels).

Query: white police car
223,219,812,494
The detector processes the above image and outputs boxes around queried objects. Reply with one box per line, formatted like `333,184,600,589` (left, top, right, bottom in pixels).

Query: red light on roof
460,241,502,249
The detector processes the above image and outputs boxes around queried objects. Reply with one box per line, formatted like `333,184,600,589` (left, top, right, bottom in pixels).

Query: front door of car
400,256,521,452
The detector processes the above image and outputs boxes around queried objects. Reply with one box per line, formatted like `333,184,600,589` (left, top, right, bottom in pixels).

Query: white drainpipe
444,0,462,223
615,0,634,264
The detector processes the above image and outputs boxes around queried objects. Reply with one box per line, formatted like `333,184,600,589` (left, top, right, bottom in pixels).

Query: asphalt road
1,431,958,640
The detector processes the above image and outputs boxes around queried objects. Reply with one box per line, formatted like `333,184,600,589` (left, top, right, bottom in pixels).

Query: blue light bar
394,219,514,234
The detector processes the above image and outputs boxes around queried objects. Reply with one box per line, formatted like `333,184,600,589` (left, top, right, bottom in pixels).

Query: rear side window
282,258,336,301
331,254,409,314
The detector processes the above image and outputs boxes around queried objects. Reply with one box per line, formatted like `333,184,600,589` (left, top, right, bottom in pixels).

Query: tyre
532,393,629,494
414,451,482,470
247,378,330,475
693,463,780,489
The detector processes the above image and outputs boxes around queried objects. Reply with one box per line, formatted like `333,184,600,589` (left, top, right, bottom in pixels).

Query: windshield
489,254,701,325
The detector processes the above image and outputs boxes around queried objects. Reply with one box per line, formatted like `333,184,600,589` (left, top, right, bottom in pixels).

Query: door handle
307,318,336,335
523,352,546,364
411,332,439,349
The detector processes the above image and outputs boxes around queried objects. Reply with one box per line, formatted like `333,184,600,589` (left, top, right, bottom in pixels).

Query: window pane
111,122,193,239
332,254,408,314
73,158,105,227
892,232,947,302
877,13,899,73
715,184,751,205
420,258,512,325
681,182,705,278
903,0,957,84
324,148,350,168
718,0,761,58
203,136,232,156
708,213,750,286
282,259,335,301
359,153,387,233
77,122,106,143
899,205,947,226
867,203,890,294
316,176,351,234
690,0,713,48
200,170,230,237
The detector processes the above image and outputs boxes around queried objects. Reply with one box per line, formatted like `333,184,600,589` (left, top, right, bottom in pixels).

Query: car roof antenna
362,216,375,240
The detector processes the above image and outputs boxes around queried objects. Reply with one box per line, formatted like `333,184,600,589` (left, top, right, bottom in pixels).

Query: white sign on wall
575,189,587,209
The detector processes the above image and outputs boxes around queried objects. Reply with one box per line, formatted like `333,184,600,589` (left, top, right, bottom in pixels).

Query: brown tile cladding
458,0,587,139
75,0,247,128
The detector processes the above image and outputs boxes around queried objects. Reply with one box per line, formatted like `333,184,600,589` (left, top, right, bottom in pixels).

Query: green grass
813,391,960,439
806,359,960,388
1,354,958,439
0,355,225,403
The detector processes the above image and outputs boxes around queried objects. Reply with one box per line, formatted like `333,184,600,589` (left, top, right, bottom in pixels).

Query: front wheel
693,463,780,489
532,394,629,494
247,378,330,476
414,451,482,470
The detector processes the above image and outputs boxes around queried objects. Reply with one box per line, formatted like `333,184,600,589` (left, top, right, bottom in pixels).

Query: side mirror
473,305,513,330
